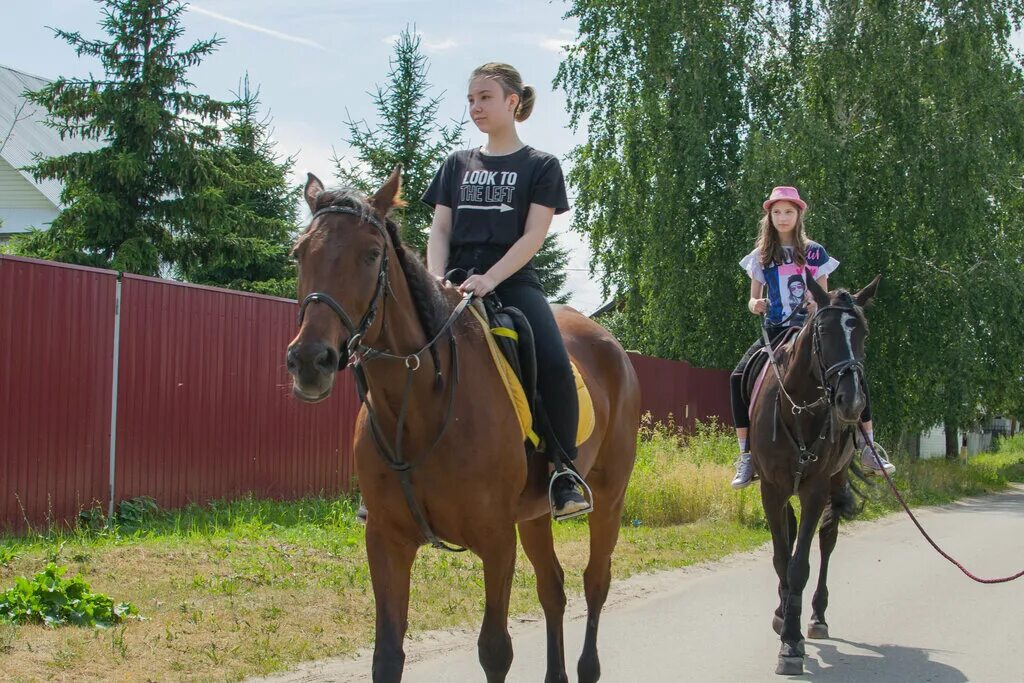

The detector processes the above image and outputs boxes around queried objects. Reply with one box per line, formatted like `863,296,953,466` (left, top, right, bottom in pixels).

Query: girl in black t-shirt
423,62,587,518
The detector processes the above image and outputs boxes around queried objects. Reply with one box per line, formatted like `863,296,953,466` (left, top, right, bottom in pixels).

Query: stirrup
548,469,594,522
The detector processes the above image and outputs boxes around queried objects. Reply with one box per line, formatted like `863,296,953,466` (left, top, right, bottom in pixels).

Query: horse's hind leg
519,516,568,683
365,524,418,683
477,527,518,683
577,473,628,683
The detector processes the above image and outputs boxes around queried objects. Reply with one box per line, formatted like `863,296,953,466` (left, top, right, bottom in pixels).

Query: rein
297,205,472,552
762,303,865,495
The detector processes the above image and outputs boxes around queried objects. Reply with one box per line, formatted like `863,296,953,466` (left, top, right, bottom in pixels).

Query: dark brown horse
286,168,641,683
749,274,879,676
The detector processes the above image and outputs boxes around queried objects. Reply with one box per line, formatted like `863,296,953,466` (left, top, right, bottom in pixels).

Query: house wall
0,157,56,234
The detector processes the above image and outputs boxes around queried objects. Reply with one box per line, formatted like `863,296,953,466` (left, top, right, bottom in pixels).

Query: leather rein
296,205,472,552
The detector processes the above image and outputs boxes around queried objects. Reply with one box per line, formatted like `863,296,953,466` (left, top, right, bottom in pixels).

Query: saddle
447,270,595,456
741,326,801,417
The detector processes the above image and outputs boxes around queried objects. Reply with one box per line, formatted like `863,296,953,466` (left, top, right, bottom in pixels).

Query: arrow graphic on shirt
458,203,513,213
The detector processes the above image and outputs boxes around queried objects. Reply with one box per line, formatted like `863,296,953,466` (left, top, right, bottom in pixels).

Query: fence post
107,277,122,520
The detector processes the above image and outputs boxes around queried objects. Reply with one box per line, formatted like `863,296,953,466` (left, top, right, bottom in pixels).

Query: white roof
0,64,105,208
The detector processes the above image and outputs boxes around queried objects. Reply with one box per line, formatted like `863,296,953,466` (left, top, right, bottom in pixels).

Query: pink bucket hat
762,186,807,212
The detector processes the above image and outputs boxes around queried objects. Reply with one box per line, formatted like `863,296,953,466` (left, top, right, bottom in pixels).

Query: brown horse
286,168,641,683
749,274,879,676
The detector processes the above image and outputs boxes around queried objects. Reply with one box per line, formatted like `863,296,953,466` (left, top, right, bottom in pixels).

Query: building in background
0,64,103,243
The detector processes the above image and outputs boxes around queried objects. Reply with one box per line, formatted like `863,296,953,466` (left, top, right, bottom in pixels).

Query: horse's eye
364,248,382,266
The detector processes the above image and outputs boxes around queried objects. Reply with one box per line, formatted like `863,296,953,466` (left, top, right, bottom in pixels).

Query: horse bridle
296,206,391,366
294,204,472,552
762,302,867,493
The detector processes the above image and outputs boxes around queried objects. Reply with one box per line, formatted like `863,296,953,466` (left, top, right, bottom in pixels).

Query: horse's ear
854,274,881,307
805,271,830,308
371,165,407,217
304,173,324,214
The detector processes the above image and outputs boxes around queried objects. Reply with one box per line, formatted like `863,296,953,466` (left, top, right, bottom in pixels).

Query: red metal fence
1,256,731,532
1,257,114,533
628,354,732,432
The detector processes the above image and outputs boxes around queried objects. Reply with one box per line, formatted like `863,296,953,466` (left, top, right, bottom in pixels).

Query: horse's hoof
807,620,829,639
772,615,783,635
776,656,804,676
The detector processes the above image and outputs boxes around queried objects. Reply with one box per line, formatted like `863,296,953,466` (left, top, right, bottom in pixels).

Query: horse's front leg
477,526,518,683
777,487,829,676
761,484,794,637
366,522,419,683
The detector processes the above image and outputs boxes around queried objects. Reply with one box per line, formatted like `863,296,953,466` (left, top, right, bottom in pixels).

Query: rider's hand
459,273,498,297
748,298,767,315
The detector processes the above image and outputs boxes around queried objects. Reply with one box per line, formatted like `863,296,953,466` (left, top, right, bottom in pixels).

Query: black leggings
730,326,872,430
495,278,579,460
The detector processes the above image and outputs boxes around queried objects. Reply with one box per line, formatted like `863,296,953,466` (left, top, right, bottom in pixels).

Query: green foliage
533,232,572,303
0,545,17,568
173,75,300,297
560,0,1024,435
557,0,755,367
334,26,465,254
0,563,137,627
739,1,1024,438
8,0,230,276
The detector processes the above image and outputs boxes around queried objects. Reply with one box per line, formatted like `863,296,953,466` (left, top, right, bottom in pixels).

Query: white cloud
382,33,458,53
423,39,458,53
188,4,327,51
539,37,575,55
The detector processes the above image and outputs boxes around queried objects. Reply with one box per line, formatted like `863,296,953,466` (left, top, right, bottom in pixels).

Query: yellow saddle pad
468,305,595,448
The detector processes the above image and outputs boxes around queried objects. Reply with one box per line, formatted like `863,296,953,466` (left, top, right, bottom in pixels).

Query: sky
1,0,603,311
5,3,1023,313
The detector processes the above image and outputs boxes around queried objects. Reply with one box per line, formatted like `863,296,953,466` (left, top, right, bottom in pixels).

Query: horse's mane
301,187,449,341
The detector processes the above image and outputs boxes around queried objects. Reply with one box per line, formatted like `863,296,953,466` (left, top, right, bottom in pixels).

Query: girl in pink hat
729,186,894,489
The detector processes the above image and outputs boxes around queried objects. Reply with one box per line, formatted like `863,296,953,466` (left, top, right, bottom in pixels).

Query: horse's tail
832,461,870,521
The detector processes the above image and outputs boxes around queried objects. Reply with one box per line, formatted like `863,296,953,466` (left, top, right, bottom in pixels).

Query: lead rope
860,424,1023,584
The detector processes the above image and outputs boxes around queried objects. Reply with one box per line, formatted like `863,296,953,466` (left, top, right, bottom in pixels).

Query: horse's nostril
286,347,299,373
314,347,338,373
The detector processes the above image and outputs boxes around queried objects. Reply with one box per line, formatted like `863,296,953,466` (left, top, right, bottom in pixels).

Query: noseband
296,206,390,366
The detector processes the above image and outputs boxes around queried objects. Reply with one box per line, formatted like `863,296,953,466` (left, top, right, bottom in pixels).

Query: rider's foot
551,474,589,517
731,452,755,489
860,442,896,476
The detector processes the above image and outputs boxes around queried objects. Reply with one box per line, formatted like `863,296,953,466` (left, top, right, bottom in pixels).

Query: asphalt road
257,484,1024,682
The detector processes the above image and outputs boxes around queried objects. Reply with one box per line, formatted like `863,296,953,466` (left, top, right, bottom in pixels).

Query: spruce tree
173,75,299,297
9,0,229,275
334,26,464,253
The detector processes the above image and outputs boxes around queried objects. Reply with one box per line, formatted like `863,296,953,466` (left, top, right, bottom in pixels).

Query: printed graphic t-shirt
739,241,840,325
422,146,570,249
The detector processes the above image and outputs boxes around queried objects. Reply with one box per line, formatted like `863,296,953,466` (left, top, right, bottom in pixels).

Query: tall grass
623,415,1024,529
623,415,765,528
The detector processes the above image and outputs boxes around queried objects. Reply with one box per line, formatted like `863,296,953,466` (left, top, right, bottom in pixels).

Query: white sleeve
815,257,840,279
739,249,765,284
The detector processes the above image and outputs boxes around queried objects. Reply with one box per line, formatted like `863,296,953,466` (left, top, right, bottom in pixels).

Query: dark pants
448,246,579,460
496,279,579,460
729,325,872,430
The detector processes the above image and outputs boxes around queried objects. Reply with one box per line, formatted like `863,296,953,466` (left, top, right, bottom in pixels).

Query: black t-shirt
422,146,570,249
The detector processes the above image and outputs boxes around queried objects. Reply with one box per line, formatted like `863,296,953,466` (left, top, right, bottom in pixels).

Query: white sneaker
860,442,896,476
731,452,755,489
